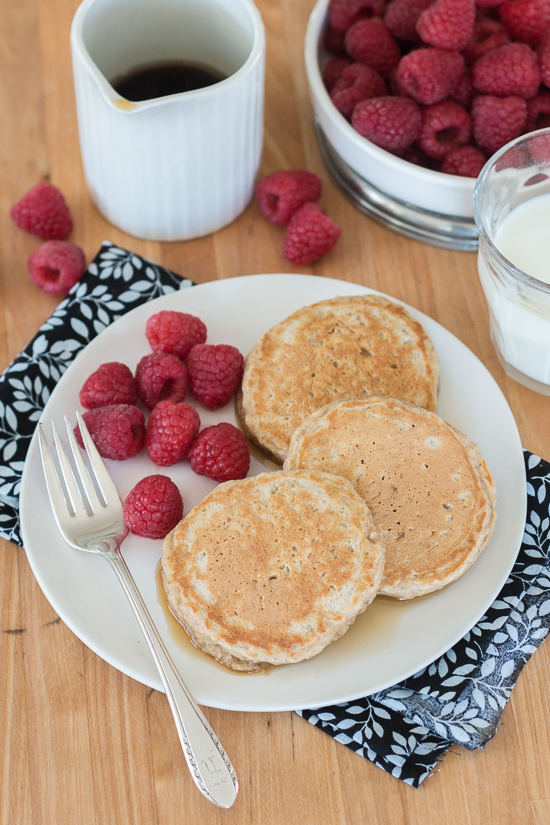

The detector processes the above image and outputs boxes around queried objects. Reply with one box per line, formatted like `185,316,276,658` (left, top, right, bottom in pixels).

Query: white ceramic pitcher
71,0,265,241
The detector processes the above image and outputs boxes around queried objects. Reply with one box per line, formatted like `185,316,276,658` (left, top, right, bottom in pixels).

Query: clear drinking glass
473,128,550,395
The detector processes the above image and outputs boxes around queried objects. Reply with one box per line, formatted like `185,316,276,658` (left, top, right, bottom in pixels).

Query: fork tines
38,413,121,520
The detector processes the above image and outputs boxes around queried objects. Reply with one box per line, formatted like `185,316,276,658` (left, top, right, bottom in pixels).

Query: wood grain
1,0,550,823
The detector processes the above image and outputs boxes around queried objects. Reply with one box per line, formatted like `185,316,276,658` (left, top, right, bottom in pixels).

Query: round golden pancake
161,470,385,670
284,397,496,599
237,294,440,462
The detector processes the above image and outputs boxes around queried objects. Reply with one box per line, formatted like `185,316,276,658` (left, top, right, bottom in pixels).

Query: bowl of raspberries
304,0,550,248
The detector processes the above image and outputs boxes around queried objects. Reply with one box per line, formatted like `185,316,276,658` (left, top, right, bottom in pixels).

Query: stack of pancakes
161,294,497,670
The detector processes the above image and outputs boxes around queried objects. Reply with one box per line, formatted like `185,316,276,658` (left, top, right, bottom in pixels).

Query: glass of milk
473,128,550,395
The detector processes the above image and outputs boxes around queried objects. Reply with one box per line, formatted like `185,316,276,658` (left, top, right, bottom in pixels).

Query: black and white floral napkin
1,242,549,788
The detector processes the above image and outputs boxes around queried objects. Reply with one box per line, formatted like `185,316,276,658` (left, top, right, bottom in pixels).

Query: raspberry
10,182,73,240
123,475,183,540
477,0,506,7
472,43,541,98
27,241,86,296
416,0,476,51
471,94,527,154
323,57,352,91
135,352,188,410
188,423,250,483
402,143,442,170
282,202,342,265
538,34,550,88
418,101,472,159
187,343,244,410
395,48,465,105
145,400,200,466
145,310,207,360
499,0,550,47
352,96,422,153
384,0,433,42
441,145,487,176
256,170,323,226
345,18,401,75
463,18,511,65
324,25,349,56
450,69,475,108
79,362,137,409
526,90,550,130
329,0,385,33
330,63,387,118
75,404,145,461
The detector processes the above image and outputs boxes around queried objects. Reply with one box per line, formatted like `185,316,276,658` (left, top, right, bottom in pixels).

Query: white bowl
304,0,478,248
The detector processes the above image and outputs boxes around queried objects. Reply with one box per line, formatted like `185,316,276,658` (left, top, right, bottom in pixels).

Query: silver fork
38,412,238,809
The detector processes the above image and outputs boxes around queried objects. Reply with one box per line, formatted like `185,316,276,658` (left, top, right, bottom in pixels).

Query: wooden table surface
2,0,550,823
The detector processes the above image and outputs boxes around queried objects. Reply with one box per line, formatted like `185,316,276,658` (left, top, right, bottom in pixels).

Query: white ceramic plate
20,274,526,712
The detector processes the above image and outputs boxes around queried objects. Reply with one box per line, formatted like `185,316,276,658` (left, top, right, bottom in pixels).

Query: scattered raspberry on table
187,344,244,410
79,362,137,409
27,241,86,296
256,170,322,225
145,400,201,466
75,404,146,461
145,310,207,360
188,423,250,483
283,202,342,265
10,182,74,240
123,475,184,540
135,351,188,410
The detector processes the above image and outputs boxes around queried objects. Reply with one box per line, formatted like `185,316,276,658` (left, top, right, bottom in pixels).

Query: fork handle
101,540,238,809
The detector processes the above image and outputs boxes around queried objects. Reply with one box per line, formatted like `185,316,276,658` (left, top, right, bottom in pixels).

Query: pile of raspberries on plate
323,0,550,176
76,309,250,540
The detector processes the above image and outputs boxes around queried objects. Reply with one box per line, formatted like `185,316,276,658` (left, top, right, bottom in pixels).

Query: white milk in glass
477,192,550,387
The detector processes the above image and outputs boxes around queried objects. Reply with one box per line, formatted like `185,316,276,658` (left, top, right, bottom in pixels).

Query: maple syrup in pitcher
112,60,227,101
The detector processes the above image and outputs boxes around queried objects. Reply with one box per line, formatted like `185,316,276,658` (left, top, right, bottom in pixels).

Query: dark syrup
112,60,227,102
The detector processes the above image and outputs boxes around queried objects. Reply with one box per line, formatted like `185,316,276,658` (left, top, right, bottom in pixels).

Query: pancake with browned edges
237,294,440,463
161,470,385,671
284,397,496,599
